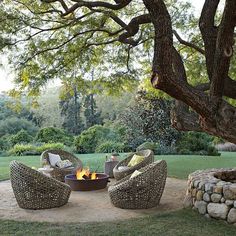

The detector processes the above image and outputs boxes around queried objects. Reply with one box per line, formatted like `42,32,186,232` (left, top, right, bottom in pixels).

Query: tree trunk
143,0,236,144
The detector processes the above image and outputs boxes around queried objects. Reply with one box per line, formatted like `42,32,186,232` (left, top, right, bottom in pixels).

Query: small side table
104,160,119,178
38,167,54,177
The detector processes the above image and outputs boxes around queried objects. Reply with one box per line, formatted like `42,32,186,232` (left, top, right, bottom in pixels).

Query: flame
76,167,97,180
91,172,96,180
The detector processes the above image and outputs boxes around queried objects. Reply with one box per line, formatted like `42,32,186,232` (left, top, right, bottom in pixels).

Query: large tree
1,0,236,143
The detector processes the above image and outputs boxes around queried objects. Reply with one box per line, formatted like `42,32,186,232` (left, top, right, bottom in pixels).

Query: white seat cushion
48,153,62,167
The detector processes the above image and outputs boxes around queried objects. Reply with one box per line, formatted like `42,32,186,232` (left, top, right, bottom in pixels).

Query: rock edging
184,168,236,224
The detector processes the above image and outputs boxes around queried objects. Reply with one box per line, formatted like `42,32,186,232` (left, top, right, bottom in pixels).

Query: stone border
184,168,236,224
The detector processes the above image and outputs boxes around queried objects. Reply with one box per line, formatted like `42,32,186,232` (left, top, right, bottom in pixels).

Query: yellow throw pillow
127,154,144,167
130,170,142,179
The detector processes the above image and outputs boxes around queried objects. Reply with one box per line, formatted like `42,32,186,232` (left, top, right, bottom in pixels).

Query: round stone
207,203,229,220
196,190,204,201
221,197,226,203
223,184,236,200
203,193,210,202
211,193,222,203
213,185,223,194
225,200,234,206
194,201,207,215
191,188,197,197
228,208,236,223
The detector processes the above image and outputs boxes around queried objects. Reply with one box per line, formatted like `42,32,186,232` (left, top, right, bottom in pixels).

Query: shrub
155,144,178,155
95,140,125,153
0,117,38,137
35,142,65,153
0,135,10,151
8,144,35,156
75,125,110,153
8,142,65,156
207,146,221,156
9,129,33,146
35,127,73,146
176,131,220,156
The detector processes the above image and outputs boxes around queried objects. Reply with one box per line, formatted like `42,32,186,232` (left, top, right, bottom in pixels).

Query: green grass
1,208,236,236
0,153,126,181
1,153,236,234
1,152,236,181
156,151,236,179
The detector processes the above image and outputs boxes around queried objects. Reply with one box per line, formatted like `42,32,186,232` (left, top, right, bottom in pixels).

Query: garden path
0,178,186,223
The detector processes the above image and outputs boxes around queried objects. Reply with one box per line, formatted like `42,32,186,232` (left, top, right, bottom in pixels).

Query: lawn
1,152,236,181
0,153,126,181
1,208,236,236
1,152,236,235
156,152,236,179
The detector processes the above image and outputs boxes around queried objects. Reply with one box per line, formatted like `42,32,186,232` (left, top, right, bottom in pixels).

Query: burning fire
76,167,97,180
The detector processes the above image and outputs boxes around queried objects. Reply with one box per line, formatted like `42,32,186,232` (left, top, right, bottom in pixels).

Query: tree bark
143,0,236,144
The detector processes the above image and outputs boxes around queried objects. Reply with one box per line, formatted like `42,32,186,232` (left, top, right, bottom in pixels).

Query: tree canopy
1,0,236,143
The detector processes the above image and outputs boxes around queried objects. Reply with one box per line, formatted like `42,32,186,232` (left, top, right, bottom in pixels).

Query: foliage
35,127,73,146
136,142,159,153
34,142,65,154
8,144,35,156
8,142,65,156
1,0,236,144
0,135,10,151
60,83,84,135
74,122,127,153
83,94,102,129
96,92,134,121
9,129,33,146
95,141,125,153
0,94,34,122
120,92,181,150
176,132,220,156
136,141,177,155
0,0,192,100
74,125,110,153
30,87,64,128
0,117,38,137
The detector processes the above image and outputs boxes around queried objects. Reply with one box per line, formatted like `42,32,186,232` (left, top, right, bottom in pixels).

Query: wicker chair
10,160,71,210
40,149,83,182
113,149,154,180
108,160,167,209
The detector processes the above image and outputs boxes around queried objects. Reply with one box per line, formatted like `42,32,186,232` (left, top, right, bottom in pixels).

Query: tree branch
118,14,150,46
173,30,205,55
210,0,236,98
48,0,134,16
199,0,220,79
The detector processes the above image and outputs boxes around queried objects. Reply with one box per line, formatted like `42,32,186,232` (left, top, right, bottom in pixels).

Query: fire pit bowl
65,173,109,191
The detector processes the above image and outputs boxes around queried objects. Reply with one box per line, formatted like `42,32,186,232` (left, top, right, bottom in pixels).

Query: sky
0,0,205,93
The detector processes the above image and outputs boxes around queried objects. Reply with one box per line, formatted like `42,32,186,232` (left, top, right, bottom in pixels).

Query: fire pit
65,168,109,191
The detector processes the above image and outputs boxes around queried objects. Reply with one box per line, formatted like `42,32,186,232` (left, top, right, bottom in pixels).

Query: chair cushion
130,170,142,179
127,154,144,167
56,160,73,169
118,166,130,171
48,153,62,167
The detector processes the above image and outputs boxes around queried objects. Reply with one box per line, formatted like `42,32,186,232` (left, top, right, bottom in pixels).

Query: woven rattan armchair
40,149,83,182
113,149,154,180
10,160,71,210
108,160,167,209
